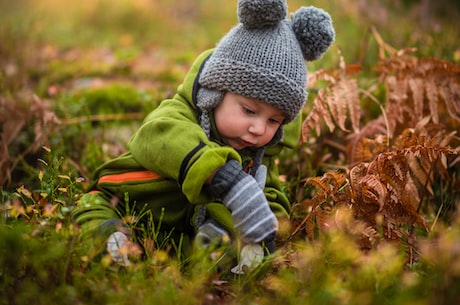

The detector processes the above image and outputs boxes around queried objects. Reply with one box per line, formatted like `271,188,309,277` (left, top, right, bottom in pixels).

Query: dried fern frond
359,174,387,211
408,77,424,120
350,154,427,242
301,52,362,142
371,152,408,193
305,176,331,195
302,31,459,148
347,126,458,242
439,81,460,122
376,54,460,135
294,127,458,246
407,151,434,196
348,134,388,165
294,171,349,241
398,128,457,200
301,90,335,140
327,77,361,132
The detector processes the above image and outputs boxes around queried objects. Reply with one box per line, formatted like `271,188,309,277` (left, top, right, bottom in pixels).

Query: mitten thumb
254,164,267,190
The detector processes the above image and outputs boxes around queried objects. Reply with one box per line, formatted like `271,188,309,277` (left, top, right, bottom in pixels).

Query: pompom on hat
197,0,335,133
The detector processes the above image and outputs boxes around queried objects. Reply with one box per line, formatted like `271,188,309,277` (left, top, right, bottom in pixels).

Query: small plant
2,147,84,227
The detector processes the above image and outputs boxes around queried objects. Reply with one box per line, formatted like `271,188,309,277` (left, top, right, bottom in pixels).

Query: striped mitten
207,160,278,244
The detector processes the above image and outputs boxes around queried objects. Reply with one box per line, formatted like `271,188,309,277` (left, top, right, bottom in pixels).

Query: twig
322,138,347,152
359,89,391,148
61,112,145,125
370,26,397,59
318,162,349,171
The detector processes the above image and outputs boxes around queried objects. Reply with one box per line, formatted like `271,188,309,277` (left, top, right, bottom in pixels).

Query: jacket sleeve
128,51,241,205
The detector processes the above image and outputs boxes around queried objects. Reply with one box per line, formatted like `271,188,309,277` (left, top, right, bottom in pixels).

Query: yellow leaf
43,204,56,217
17,185,32,198
10,199,26,218
58,175,71,180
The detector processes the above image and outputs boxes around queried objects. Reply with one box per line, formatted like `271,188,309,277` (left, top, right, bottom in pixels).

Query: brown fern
302,32,460,146
293,128,458,251
376,55,460,136
302,54,361,141
295,32,459,259
301,88,335,140
292,172,348,241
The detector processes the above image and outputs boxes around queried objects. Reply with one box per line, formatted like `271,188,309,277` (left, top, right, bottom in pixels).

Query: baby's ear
291,6,335,61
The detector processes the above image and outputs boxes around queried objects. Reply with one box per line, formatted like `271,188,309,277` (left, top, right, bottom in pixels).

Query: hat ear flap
238,0,287,29
291,6,335,62
196,87,224,137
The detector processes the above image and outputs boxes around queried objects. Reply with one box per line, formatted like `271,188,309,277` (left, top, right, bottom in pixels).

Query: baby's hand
106,231,141,267
207,160,278,244
222,173,277,244
231,243,264,274
106,231,131,266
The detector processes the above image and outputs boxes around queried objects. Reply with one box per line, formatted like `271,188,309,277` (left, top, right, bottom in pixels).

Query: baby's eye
268,118,282,125
243,106,255,115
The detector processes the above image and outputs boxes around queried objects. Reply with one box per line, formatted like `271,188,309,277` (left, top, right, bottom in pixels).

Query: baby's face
214,92,285,150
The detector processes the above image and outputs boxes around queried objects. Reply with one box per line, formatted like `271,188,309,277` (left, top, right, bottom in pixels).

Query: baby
73,0,335,271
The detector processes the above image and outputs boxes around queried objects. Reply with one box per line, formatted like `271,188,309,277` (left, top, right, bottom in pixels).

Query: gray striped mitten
206,160,278,244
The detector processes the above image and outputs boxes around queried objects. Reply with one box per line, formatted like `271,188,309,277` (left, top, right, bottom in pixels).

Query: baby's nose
248,119,266,135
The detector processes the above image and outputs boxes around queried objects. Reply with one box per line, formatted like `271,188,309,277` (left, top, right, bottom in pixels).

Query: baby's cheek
261,133,275,146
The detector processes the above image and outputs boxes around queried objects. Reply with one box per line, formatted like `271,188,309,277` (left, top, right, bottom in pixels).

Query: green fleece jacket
73,49,301,254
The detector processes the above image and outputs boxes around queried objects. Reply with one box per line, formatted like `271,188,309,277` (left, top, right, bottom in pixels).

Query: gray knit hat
197,0,335,129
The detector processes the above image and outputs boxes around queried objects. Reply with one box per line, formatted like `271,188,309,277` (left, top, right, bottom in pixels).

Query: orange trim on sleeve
98,170,161,184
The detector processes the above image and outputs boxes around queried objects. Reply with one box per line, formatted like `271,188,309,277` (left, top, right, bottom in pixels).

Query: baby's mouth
239,139,254,147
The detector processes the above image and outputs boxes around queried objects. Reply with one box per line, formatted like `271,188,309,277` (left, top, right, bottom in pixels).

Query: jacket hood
175,49,214,113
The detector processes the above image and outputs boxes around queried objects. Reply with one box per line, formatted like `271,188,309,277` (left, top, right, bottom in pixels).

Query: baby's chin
233,143,266,152
224,137,267,151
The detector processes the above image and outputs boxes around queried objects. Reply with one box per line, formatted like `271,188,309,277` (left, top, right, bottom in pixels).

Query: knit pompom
238,0,287,30
291,6,335,61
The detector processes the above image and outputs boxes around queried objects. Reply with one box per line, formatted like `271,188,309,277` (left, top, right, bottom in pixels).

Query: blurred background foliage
1,0,458,94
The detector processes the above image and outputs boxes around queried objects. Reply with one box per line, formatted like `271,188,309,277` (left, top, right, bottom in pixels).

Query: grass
1,0,459,304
